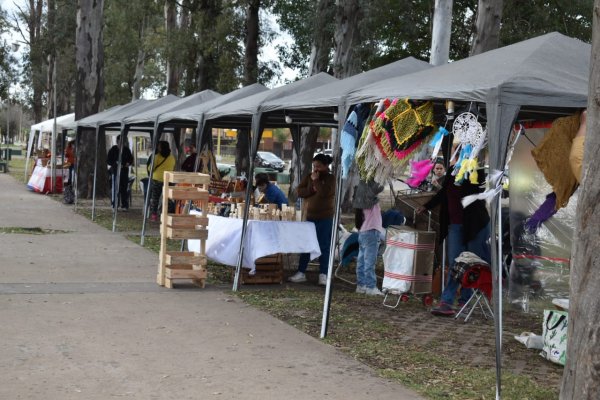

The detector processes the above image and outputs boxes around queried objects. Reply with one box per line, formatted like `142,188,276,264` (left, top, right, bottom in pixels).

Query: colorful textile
524,192,558,233
531,113,580,209
356,99,434,184
341,104,370,178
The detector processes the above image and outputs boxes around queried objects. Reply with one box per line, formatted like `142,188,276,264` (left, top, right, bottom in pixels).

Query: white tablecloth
187,213,321,270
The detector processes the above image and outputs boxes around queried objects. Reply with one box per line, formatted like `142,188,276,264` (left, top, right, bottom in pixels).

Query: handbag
541,309,568,366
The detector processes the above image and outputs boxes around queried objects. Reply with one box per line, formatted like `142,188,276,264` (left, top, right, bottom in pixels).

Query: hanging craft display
451,111,487,185
357,98,435,184
340,103,371,178
406,126,450,188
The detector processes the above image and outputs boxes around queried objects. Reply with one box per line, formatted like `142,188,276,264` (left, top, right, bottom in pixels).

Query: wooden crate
166,227,208,240
166,214,209,229
164,265,207,289
165,251,207,266
164,171,210,186
237,253,283,284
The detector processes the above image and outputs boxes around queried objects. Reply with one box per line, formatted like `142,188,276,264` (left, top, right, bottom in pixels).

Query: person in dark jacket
288,153,335,286
417,164,490,316
255,173,288,209
107,135,134,211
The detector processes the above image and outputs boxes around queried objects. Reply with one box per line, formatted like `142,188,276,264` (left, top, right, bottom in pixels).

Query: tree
285,0,334,203
164,0,179,95
75,0,106,198
243,0,260,85
0,7,18,101
470,0,503,55
560,2,600,397
13,0,45,123
430,0,453,65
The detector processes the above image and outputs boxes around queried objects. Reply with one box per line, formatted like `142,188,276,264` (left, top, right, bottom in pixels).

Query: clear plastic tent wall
508,127,575,313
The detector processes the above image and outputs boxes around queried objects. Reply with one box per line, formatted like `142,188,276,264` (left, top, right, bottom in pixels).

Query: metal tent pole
91,126,100,221
321,104,347,339
140,119,161,246
233,115,261,292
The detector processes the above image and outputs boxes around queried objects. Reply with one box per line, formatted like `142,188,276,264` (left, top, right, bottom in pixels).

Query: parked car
255,151,285,172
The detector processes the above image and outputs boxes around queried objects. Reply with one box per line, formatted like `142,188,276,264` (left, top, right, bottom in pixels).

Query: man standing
107,135,134,211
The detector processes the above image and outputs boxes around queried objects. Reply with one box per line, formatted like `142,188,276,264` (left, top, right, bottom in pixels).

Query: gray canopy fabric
122,90,221,126
97,95,181,130
260,57,431,114
344,32,590,398
347,32,589,108
204,72,338,127
157,83,268,126
68,100,149,129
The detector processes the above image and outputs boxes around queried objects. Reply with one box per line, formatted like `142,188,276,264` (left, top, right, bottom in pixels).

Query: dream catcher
451,111,487,185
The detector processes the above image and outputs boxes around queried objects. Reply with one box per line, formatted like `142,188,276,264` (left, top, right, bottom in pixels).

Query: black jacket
424,167,490,245
107,145,134,174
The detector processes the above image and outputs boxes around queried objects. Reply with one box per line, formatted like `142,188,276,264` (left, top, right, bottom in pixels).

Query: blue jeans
298,217,333,275
442,224,469,305
441,223,491,305
356,229,380,288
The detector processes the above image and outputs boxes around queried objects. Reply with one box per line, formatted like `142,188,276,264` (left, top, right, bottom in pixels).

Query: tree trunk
131,16,147,101
27,0,44,123
243,0,260,85
560,2,600,397
165,0,179,95
46,0,57,119
288,126,319,203
470,0,503,56
288,0,334,201
235,129,250,179
430,0,453,65
75,0,106,198
308,0,334,75
333,0,362,211
332,0,361,79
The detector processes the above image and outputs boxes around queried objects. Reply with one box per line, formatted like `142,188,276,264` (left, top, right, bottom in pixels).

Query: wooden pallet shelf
158,171,210,289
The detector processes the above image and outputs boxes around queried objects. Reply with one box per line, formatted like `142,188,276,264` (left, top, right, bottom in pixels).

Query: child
353,179,385,295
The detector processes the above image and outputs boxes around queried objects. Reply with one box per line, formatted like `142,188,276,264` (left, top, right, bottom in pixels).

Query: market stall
344,31,589,398
27,158,68,193
187,213,321,272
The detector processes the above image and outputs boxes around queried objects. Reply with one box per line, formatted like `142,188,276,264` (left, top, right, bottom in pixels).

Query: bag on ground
540,309,568,366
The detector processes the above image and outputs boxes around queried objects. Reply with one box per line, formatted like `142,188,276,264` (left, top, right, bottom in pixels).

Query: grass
237,289,559,400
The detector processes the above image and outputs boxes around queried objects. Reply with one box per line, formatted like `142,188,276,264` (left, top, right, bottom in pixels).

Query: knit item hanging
371,98,435,159
341,103,371,179
356,99,436,184
356,100,396,183
531,113,580,210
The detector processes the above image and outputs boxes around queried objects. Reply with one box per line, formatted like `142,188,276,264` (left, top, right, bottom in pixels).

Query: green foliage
272,127,289,142
0,7,17,99
501,0,593,45
104,0,163,105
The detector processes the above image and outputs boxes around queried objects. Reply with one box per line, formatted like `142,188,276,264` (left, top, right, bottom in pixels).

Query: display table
27,164,66,194
187,213,321,271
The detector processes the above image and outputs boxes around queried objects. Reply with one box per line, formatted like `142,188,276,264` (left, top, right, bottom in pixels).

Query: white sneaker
318,274,327,286
288,272,307,283
356,285,366,294
365,287,384,296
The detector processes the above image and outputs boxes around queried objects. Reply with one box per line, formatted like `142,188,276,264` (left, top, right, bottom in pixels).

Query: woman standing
288,154,335,286
148,141,176,222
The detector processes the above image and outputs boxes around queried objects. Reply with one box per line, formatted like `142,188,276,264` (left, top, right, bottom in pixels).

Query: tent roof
260,57,431,113
69,100,149,129
122,90,221,126
30,113,75,133
204,72,338,127
99,95,180,130
347,32,590,109
157,83,268,125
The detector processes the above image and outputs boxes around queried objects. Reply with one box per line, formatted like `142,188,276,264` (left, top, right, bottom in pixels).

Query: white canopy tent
24,113,76,183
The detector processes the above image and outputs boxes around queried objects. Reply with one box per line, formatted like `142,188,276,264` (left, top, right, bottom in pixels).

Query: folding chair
455,263,494,322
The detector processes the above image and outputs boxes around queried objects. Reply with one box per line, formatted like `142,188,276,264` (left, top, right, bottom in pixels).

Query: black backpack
63,185,75,204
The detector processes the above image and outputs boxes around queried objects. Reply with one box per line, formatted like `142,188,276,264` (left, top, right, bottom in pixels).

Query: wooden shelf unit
158,172,210,288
